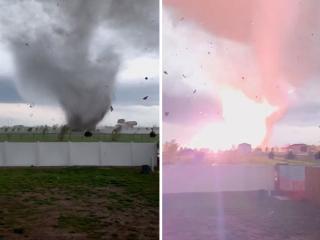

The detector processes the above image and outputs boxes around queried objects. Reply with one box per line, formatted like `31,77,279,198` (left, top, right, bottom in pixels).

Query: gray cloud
114,82,159,106
0,0,158,130
278,101,320,127
0,77,22,103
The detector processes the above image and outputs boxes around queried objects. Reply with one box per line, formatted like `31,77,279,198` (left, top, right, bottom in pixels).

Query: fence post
130,142,134,166
35,141,40,166
68,142,72,166
2,141,7,166
151,157,154,172
99,142,103,166
151,143,157,172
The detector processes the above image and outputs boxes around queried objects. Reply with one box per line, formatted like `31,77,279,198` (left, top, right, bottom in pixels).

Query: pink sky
163,0,320,149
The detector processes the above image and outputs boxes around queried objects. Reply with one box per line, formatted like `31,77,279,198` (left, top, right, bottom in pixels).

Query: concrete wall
163,164,275,193
0,142,156,167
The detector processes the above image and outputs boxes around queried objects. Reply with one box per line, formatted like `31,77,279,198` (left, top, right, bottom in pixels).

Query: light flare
190,87,277,151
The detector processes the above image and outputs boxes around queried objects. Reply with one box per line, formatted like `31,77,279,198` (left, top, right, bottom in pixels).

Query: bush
268,151,274,159
314,151,320,160
286,151,295,160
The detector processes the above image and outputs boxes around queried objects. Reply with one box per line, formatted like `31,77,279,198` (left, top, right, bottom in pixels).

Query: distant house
286,144,308,155
237,143,252,154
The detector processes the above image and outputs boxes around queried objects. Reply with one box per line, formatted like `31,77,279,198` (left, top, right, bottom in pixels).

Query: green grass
0,167,159,239
0,133,159,143
0,167,159,206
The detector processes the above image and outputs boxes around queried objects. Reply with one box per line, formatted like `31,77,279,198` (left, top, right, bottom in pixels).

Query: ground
0,167,159,240
163,191,320,240
0,133,158,143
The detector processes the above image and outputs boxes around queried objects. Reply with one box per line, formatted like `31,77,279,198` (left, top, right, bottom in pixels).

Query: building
287,144,308,155
237,143,252,154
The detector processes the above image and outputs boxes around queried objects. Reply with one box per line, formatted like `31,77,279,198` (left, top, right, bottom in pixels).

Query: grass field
0,167,159,239
0,133,159,143
164,192,320,240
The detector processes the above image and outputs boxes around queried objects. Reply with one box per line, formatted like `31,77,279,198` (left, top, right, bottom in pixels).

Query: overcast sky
0,0,159,128
163,1,320,148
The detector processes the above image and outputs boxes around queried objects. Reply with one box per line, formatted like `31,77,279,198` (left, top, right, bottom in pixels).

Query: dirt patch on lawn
0,187,157,239
0,168,159,240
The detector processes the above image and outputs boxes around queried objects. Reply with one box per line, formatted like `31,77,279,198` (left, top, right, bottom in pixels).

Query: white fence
0,142,157,167
163,164,275,193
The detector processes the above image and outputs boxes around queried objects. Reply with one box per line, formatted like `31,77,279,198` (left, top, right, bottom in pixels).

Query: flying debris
143,96,148,100
4,0,158,131
145,77,148,80
110,106,114,112
165,112,169,116
193,89,197,94
182,74,187,78
84,131,93,137
163,71,168,75
208,51,211,55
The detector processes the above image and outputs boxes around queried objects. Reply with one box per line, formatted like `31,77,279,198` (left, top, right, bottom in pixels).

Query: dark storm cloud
0,77,159,107
0,0,158,130
278,101,320,127
0,77,22,103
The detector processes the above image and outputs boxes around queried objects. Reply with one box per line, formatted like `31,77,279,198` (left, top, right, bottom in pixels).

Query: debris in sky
208,51,211,55
182,74,187,78
145,76,148,80
5,0,158,131
193,89,197,94
143,96,148,100
163,70,168,75
180,17,184,21
110,106,113,112
241,76,245,80
165,112,169,116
